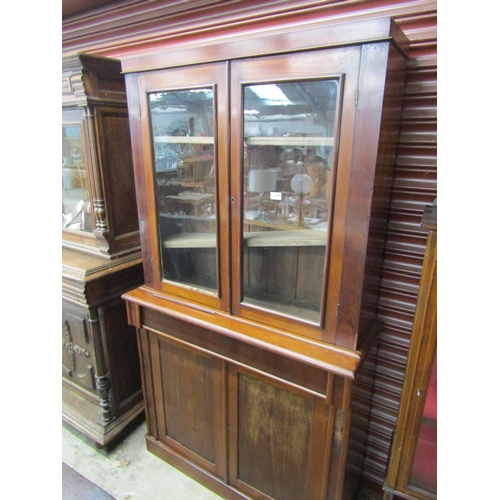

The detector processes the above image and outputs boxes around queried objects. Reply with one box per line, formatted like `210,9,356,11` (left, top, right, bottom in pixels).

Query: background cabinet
123,17,408,499
382,203,437,500
62,54,144,446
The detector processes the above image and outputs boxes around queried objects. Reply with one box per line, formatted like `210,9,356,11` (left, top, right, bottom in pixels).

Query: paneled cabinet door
62,303,96,393
228,364,333,500
149,331,227,479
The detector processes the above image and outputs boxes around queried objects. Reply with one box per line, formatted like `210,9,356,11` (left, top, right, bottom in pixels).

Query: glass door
150,88,217,292
62,109,92,232
231,47,361,338
241,80,339,324
138,63,230,310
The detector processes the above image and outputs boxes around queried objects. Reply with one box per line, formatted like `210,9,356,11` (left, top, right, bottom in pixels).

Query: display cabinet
383,203,437,500
122,17,408,499
62,54,144,447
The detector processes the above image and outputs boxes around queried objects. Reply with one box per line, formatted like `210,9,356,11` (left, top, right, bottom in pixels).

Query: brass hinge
355,89,359,107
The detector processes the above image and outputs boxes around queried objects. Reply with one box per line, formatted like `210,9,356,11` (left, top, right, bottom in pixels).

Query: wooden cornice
62,0,437,57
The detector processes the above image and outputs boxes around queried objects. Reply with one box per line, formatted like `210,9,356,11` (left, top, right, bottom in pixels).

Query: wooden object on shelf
122,16,408,500
62,54,144,447
382,202,437,500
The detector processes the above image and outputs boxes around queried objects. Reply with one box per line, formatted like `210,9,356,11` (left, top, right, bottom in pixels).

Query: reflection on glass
62,125,92,232
409,354,437,493
242,80,339,323
149,88,218,294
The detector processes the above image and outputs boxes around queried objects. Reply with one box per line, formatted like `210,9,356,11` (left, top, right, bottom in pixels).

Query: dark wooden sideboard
62,54,144,447
122,16,409,499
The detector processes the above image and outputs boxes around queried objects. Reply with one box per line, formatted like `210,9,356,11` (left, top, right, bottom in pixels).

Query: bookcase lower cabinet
124,294,375,500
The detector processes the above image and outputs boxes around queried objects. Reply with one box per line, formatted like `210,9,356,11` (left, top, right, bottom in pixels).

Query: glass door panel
149,88,218,294
409,353,437,494
62,120,91,232
241,80,339,324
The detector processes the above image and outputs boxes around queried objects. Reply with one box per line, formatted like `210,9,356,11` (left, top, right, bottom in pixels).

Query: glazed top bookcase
62,53,140,258
122,17,409,353
121,15,409,500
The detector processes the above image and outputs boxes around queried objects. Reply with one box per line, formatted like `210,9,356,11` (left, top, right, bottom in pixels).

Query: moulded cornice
62,0,437,57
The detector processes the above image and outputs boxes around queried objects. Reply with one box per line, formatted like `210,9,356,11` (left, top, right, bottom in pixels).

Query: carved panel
62,311,96,392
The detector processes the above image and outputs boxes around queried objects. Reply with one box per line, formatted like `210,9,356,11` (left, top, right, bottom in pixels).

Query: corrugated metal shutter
363,10,437,485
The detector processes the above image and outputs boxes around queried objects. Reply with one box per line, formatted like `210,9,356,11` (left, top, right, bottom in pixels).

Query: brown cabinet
123,17,408,498
383,203,437,500
62,54,144,447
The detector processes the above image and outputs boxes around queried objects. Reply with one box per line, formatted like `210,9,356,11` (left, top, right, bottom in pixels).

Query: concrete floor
62,420,223,500
62,420,381,500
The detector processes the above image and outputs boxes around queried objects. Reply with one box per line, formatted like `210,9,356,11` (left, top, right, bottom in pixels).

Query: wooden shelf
163,229,327,248
153,136,214,144
245,136,334,147
245,230,327,247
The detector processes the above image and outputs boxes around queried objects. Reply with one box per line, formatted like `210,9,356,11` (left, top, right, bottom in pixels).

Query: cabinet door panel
229,365,329,500
62,303,96,394
150,332,226,476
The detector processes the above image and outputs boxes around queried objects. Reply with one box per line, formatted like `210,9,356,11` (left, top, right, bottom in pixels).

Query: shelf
163,229,327,249
245,230,327,247
245,136,334,147
153,136,214,144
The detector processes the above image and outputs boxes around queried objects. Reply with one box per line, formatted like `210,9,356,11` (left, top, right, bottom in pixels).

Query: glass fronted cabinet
62,54,140,257
122,17,408,500
383,203,437,500
130,36,403,349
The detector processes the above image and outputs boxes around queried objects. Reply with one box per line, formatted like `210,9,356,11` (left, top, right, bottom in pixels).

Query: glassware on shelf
62,125,91,232
149,87,218,294
241,79,339,323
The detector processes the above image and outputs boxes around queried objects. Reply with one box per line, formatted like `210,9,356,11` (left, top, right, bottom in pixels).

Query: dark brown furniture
62,463,116,500
122,17,408,499
382,203,437,500
62,54,144,447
